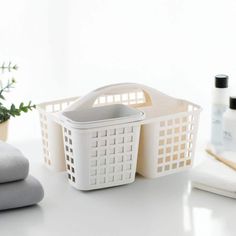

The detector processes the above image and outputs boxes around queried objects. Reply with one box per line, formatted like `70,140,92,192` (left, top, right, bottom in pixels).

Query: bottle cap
215,74,228,88
230,97,236,110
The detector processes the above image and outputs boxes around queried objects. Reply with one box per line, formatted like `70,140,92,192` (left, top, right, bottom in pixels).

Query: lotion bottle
211,74,229,146
223,97,236,151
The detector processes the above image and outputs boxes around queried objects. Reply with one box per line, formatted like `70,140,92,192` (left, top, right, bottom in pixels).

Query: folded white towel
191,156,236,198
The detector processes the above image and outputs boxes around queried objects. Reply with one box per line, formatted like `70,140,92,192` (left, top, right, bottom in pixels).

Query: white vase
0,120,9,141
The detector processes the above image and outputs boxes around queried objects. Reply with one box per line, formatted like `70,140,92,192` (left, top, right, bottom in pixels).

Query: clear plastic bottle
223,97,236,151
211,74,229,146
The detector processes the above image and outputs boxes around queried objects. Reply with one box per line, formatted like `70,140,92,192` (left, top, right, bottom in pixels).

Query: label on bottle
223,120,236,151
211,104,227,145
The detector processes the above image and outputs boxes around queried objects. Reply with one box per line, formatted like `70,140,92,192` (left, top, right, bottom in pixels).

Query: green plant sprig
0,78,16,100
0,61,35,124
0,62,18,73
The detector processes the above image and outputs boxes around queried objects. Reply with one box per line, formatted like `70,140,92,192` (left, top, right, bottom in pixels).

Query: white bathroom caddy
61,104,144,190
37,83,201,189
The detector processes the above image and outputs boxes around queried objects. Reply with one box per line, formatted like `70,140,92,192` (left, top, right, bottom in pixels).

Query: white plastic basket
66,83,201,179
61,104,145,190
37,97,79,171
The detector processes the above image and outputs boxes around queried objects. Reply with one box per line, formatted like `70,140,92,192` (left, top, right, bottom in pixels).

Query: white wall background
1,0,236,142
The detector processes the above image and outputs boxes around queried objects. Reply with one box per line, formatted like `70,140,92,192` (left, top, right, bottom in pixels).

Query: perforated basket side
62,122,141,190
155,105,200,177
137,103,201,178
37,97,79,171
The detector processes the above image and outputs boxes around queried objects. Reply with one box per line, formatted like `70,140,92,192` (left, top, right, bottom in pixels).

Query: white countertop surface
1,139,236,236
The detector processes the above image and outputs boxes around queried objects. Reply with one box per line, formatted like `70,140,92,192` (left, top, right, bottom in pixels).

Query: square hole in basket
167,129,172,135
181,134,187,141
125,172,132,180
186,159,192,166
69,139,72,145
182,126,187,132
109,147,115,154
92,131,98,138
117,128,125,134
129,92,136,100
174,145,179,152
100,149,106,156
65,136,68,142
117,155,124,163
174,136,179,143
125,163,132,170
100,158,106,165
67,164,70,170
159,139,165,146
70,148,73,154
181,144,186,150
99,96,106,104
109,138,116,145
159,130,165,136
108,166,115,173
108,175,114,182
174,127,180,134
109,158,115,164
126,135,133,143
167,138,172,145
91,160,97,167
65,145,69,152
117,137,124,144
164,165,170,171
172,163,177,169
167,120,173,126
90,178,96,185
180,152,185,159
71,167,75,173
91,141,98,148
173,154,178,161
166,147,171,154
109,129,116,136
66,155,69,161
100,168,106,175
158,158,163,164
126,145,132,152
90,169,97,176
126,154,132,161
100,140,107,147
117,146,124,153
91,150,98,158
100,130,107,137
72,176,75,182
116,174,123,181
157,166,163,172
107,95,113,103
158,149,164,155
115,95,121,102
116,165,123,172
165,156,171,162
122,93,128,101
179,161,185,167
99,177,106,184
68,173,71,179
71,158,74,164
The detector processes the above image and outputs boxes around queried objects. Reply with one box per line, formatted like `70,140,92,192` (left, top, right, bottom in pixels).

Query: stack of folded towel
0,141,44,211
191,145,236,199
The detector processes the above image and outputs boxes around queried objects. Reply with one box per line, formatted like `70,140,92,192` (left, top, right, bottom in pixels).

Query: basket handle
65,83,174,111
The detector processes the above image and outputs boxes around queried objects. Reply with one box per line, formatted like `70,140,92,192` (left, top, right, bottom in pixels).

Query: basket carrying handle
65,83,175,111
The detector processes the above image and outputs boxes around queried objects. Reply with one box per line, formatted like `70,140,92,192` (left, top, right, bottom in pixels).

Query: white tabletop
0,139,236,236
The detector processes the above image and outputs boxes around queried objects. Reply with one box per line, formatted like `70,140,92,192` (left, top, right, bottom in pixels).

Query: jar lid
215,74,228,88
230,97,236,110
